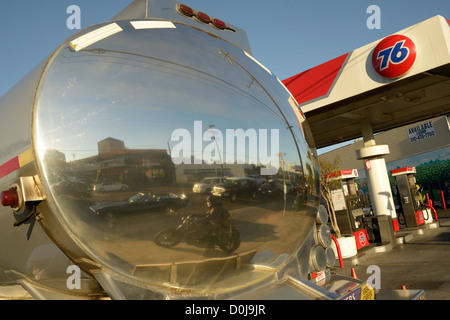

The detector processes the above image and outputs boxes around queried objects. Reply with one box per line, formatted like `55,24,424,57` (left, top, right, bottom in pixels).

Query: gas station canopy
283,15,450,149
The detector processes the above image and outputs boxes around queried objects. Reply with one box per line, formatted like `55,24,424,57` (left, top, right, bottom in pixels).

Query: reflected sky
34,21,320,292
37,24,302,165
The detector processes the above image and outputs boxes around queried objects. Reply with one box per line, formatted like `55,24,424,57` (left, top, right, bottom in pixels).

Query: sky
1,0,449,152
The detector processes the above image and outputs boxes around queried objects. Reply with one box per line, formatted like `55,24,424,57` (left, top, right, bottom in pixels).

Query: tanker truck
0,0,373,300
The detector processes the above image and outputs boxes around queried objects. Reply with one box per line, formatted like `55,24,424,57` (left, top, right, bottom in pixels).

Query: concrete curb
336,221,441,266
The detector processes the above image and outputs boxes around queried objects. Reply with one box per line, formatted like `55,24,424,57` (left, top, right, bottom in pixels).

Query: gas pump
391,167,426,228
330,170,370,250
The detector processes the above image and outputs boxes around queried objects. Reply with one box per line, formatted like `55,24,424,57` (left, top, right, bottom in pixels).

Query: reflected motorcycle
153,215,240,253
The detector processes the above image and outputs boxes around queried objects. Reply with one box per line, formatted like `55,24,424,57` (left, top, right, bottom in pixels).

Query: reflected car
192,177,226,194
51,179,89,197
285,182,301,194
212,177,258,202
91,182,129,192
258,180,283,197
89,192,189,216
247,175,266,185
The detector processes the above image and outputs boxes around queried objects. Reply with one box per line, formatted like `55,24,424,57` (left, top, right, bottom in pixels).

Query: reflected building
98,137,126,154
47,137,175,187
95,137,174,185
175,163,250,183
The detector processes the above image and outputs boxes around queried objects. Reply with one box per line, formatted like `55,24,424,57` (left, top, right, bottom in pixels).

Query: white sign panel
331,189,347,210
407,121,435,143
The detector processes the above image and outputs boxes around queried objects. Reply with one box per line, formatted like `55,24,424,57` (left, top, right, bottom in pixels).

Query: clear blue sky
1,0,450,98
1,1,449,154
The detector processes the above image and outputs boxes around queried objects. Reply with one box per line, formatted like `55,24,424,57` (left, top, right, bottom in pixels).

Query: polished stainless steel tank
0,0,349,300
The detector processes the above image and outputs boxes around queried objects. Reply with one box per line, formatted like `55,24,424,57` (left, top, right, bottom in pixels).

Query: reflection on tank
27,13,322,296
90,191,189,217
154,195,240,252
40,133,315,290
44,137,175,191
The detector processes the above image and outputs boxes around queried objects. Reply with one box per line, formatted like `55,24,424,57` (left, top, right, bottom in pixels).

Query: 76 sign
377,40,409,70
372,35,417,78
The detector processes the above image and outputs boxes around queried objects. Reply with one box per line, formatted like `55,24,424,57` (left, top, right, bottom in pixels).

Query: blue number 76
377,40,409,70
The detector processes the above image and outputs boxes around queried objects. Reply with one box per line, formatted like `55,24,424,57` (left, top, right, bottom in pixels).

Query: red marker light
1,187,18,207
213,19,227,30
197,12,211,24
178,4,194,17
177,4,231,31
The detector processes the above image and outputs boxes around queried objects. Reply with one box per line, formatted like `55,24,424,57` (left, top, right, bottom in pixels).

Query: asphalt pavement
331,208,450,300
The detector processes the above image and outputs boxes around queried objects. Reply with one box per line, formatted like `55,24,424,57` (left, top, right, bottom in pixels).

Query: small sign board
407,121,435,143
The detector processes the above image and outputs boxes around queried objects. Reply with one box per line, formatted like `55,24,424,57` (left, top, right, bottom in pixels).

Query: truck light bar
177,3,233,31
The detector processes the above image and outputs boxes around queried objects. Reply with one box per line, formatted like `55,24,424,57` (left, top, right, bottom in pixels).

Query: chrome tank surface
0,1,327,299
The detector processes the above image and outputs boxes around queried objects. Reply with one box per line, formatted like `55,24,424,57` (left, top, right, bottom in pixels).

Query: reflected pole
279,153,287,215
205,124,224,177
